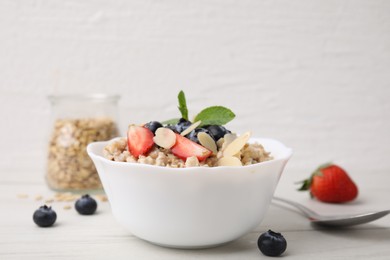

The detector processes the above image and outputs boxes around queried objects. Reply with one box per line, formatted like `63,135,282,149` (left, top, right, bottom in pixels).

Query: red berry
171,133,212,162
298,163,358,203
127,125,155,158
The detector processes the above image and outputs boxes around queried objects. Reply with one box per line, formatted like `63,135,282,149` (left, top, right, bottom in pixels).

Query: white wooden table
1,168,389,259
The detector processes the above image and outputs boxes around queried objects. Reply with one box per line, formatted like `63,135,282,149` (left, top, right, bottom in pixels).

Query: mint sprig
161,118,180,125
194,106,235,127
162,91,236,127
178,90,188,120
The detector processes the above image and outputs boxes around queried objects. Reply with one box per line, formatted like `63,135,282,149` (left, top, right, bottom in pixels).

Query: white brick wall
1,0,389,183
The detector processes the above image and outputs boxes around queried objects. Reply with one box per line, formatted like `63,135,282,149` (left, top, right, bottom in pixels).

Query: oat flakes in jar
46,94,120,192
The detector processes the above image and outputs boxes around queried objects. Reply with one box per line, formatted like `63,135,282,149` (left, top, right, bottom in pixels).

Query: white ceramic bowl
87,137,292,249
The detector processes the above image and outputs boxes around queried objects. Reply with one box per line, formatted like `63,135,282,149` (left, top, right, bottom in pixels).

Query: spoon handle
272,197,322,220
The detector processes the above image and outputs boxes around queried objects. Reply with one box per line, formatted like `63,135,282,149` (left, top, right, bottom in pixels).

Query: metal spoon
273,197,390,227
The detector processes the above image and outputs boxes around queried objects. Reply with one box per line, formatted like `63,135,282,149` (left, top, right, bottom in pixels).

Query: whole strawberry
298,163,358,203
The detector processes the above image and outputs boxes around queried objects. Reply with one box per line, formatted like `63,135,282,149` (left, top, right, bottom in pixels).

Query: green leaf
297,179,311,191
161,118,180,125
297,163,332,192
177,90,188,120
194,106,235,127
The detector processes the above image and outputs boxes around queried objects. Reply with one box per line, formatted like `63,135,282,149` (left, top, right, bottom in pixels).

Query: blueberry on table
175,118,192,133
75,194,98,215
144,121,163,135
186,128,213,144
33,205,57,227
204,125,231,141
257,230,287,257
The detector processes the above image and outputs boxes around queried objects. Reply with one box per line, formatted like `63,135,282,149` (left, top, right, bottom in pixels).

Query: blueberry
165,125,179,133
75,194,98,215
175,118,192,133
204,125,231,141
257,230,287,257
186,128,213,144
144,121,163,134
33,205,57,227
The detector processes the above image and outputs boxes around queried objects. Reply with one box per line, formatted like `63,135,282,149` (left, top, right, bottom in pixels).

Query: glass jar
46,94,120,192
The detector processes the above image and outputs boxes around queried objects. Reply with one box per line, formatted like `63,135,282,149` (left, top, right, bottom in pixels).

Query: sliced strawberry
171,133,212,162
127,125,155,158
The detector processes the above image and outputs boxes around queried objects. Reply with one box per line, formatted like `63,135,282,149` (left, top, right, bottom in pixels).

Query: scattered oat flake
180,121,201,136
17,194,28,199
54,192,78,202
223,131,251,157
45,199,54,203
96,194,108,202
198,132,218,155
63,205,72,210
217,156,242,167
35,195,43,201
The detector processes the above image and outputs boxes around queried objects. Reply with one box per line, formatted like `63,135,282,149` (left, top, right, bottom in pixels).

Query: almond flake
223,131,251,157
216,137,225,148
223,133,237,146
180,121,201,136
198,132,218,155
153,127,177,149
217,156,242,167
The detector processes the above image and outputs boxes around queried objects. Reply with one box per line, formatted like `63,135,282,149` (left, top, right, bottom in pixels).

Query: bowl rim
87,137,293,171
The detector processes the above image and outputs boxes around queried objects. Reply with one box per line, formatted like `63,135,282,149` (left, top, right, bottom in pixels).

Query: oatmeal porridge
103,133,272,168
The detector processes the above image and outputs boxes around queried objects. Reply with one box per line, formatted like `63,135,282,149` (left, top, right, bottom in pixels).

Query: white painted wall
1,0,389,184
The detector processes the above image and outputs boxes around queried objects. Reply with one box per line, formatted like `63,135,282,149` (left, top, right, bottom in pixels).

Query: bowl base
143,238,233,249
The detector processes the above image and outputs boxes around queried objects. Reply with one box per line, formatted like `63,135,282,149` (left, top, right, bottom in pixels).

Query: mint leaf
178,90,188,120
161,118,180,125
194,106,235,126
